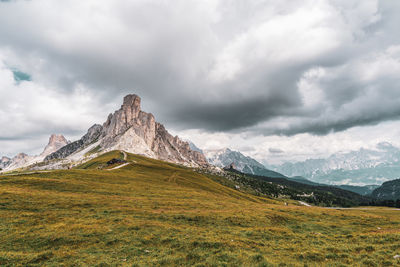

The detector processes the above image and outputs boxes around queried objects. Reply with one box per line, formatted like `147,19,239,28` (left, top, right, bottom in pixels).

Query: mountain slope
336,184,380,196
272,175,378,196
371,179,400,200
44,124,103,161
223,167,371,207
2,151,399,266
204,148,286,178
285,176,379,195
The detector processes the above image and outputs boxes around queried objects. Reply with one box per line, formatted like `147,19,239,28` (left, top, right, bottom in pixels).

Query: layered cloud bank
0,0,399,162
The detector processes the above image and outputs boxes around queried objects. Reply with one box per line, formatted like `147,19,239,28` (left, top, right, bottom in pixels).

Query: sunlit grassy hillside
1,151,400,266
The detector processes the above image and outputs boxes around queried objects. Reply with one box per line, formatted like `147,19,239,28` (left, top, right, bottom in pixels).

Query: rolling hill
1,151,400,266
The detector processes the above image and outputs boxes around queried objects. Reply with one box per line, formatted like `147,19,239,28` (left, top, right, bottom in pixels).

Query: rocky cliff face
101,95,156,149
45,124,102,161
46,94,207,166
100,94,207,165
40,134,69,158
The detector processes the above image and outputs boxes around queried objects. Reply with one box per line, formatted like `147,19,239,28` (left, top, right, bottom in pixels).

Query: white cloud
0,57,112,156
0,0,399,164
176,120,400,165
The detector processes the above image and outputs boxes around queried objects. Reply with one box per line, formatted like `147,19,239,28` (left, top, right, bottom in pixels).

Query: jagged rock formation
100,95,207,165
3,94,207,170
46,94,207,166
45,125,102,161
40,134,69,158
4,153,33,170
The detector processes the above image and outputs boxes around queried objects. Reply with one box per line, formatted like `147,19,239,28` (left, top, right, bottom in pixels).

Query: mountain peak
204,147,286,178
122,94,142,119
48,134,67,144
40,134,68,158
122,94,141,109
45,94,208,167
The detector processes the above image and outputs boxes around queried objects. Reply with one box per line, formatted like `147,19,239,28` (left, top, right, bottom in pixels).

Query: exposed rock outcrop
40,134,69,158
99,94,207,166
45,94,207,166
4,153,33,170
45,124,102,161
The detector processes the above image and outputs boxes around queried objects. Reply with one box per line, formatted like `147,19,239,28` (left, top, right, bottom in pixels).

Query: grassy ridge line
77,151,274,203
0,151,399,266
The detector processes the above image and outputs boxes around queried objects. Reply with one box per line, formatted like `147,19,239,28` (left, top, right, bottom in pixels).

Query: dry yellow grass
0,151,399,266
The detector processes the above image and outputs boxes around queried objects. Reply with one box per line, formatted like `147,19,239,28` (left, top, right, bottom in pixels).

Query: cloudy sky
1,0,400,164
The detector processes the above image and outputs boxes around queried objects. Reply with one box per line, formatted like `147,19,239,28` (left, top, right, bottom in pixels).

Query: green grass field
1,151,400,266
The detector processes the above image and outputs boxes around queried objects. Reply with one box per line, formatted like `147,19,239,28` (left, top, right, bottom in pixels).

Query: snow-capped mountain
271,142,400,185
204,148,286,178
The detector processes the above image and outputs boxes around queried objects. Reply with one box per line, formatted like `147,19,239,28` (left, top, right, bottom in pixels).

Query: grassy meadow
0,151,400,266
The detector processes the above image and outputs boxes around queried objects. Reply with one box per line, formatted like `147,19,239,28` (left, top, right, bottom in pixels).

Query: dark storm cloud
169,85,301,131
0,0,400,153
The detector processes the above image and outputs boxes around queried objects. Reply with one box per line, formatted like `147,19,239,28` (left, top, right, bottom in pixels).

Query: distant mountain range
269,142,400,186
203,148,286,178
0,134,69,171
194,146,385,196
